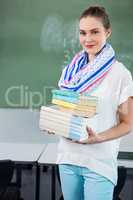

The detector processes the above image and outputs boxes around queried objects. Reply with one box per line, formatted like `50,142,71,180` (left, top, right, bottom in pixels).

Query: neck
87,43,106,62
89,54,95,62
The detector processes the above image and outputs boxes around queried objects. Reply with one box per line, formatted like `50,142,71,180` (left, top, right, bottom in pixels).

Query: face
79,16,111,57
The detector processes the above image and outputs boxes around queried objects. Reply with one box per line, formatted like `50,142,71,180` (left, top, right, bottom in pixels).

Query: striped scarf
58,43,115,94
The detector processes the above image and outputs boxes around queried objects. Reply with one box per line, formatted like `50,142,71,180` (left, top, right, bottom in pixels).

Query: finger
86,127,94,136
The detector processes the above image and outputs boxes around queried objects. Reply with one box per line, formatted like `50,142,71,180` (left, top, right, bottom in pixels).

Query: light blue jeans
59,164,114,200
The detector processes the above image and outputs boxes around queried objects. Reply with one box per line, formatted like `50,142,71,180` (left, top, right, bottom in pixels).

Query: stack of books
51,89,98,118
40,89,99,141
40,105,99,142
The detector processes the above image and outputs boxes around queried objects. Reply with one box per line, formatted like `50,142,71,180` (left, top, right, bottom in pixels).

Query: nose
85,34,93,42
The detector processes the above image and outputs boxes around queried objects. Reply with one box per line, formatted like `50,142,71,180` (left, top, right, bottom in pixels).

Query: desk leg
16,164,22,188
51,165,56,200
35,164,40,200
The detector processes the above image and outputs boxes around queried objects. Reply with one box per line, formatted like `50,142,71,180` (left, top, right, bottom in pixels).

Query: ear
106,28,112,39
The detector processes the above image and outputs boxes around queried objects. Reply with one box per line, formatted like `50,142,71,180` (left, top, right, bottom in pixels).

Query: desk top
38,143,133,168
0,142,46,163
38,143,58,165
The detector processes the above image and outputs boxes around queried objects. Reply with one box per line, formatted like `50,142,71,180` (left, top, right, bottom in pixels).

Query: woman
57,6,133,200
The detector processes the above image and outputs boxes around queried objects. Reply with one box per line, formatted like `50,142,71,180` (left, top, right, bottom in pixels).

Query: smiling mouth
85,45,95,48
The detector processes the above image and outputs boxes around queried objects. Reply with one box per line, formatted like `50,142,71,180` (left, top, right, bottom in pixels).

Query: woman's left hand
76,126,101,144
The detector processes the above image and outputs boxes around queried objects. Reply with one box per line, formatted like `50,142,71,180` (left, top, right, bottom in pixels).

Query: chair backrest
113,166,127,200
0,160,15,189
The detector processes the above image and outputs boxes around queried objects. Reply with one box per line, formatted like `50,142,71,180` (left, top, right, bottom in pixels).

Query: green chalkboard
0,0,133,108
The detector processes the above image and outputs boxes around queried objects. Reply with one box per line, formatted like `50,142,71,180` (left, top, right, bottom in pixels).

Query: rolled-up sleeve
118,70,133,106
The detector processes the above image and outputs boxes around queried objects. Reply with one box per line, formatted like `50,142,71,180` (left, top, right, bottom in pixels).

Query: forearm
98,122,132,143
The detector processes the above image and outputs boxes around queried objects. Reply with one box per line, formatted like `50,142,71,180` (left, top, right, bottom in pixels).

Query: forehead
79,16,104,30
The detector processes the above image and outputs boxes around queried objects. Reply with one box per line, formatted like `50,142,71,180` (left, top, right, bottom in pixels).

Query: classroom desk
0,142,46,200
38,142,133,200
38,142,133,167
118,160,133,168
38,143,58,200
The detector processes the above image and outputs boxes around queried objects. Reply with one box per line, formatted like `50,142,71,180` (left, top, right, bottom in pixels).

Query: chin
85,49,96,55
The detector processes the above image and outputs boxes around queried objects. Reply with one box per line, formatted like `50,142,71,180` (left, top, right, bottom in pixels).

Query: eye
92,30,99,34
79,31,86,35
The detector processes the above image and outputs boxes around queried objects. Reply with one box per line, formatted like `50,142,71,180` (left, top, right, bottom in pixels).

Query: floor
14,166,133,200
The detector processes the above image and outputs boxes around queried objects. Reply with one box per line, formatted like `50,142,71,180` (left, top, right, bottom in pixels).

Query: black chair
57,166,64,200
0,160,22,200
113,166,127,200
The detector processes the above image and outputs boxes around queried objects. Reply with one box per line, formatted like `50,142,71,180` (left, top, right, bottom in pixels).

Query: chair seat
0,186,21,200
0,160,23,200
